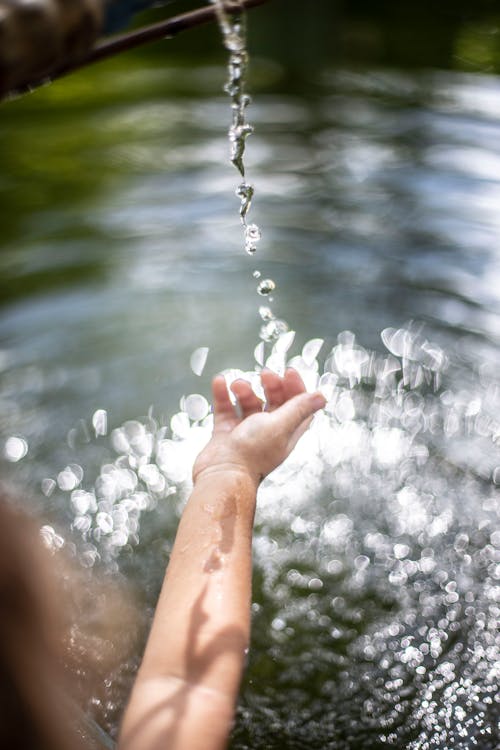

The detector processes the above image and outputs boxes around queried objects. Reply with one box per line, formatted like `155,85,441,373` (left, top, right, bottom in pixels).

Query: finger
261,369,286,410
212,375,238,428
230,379,263,417
283,368,306,401
272,391,325,435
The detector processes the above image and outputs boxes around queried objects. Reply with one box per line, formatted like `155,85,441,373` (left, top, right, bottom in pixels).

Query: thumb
272,391,325,435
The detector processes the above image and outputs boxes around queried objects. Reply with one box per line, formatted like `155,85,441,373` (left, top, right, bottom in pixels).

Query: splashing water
210,0,285,335
44,324,499,746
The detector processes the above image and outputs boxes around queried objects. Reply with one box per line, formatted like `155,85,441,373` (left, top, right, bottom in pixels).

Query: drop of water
245,223,261,242
253,270,261,279
257,279,276,296
259,305,274,321
190,346,209,376
92,409,108,437
245,222,261,255
41,478,56,497
260,319,289,343
40,525,65,551
3,435,28,462
254,341,265,366
170,411,191,439
184,394,210,422
236,181,254,222
302,338,325,366
57,464,83,491
274,330,295,354
96,511,113,534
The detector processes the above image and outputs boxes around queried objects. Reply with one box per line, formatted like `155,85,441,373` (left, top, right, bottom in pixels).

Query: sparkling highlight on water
45,323,500,746
3,435,28,462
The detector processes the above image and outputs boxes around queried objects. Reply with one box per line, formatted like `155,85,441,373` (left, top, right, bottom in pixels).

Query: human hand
193,369,326,488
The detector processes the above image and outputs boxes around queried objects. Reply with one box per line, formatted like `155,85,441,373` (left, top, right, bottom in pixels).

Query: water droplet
254,342,265,366
257,279,276,296
308,577,323,590
92,409,107,437
271,617,286,631
170,411,191,439
259,305,274,321
236,181,254,221
190,346,209,376
253,270,261,279
302,338,324,366
184,394,210,422
274,330,295,354
260,319,289,343
245,223,261,242
41,478,56,497
57,464,83,491
4,436,28,462
96,512,113,534
71,489,93,515
40,525,65,550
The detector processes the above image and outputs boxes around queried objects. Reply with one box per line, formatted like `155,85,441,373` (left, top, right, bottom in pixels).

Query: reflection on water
1,63,500,748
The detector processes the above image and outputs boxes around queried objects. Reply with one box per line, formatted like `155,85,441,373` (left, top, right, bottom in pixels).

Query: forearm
119,470,258,750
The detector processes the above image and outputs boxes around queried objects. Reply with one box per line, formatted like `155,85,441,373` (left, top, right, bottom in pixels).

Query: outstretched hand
193,369,326,487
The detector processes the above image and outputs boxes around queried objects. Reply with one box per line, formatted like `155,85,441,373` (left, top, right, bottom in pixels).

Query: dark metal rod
53,0,270,81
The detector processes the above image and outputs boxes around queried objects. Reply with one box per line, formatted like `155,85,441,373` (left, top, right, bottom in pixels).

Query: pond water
0,7,499,749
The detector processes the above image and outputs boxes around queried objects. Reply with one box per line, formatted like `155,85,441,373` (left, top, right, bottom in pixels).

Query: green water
1,2,500,748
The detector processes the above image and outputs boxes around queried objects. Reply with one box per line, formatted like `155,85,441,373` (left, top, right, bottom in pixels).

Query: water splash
210,0,252,179
210,0,280,328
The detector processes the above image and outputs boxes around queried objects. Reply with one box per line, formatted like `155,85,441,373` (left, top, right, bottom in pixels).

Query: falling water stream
0,6,499,750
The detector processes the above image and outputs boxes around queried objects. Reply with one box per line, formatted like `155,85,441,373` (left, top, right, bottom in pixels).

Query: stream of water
0,10,499,749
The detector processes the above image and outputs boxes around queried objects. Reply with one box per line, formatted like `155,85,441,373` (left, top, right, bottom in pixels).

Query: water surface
0,27,499,750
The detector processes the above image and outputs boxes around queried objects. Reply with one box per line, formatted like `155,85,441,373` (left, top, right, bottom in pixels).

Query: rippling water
1,58,499,748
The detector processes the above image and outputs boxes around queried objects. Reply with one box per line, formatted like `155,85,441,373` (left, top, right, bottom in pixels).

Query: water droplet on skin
257,279,276,296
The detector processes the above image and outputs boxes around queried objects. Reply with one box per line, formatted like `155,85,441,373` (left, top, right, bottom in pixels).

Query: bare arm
118,369,325,750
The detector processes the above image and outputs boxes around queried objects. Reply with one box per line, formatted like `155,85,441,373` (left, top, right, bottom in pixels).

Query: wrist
193,463,261,495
